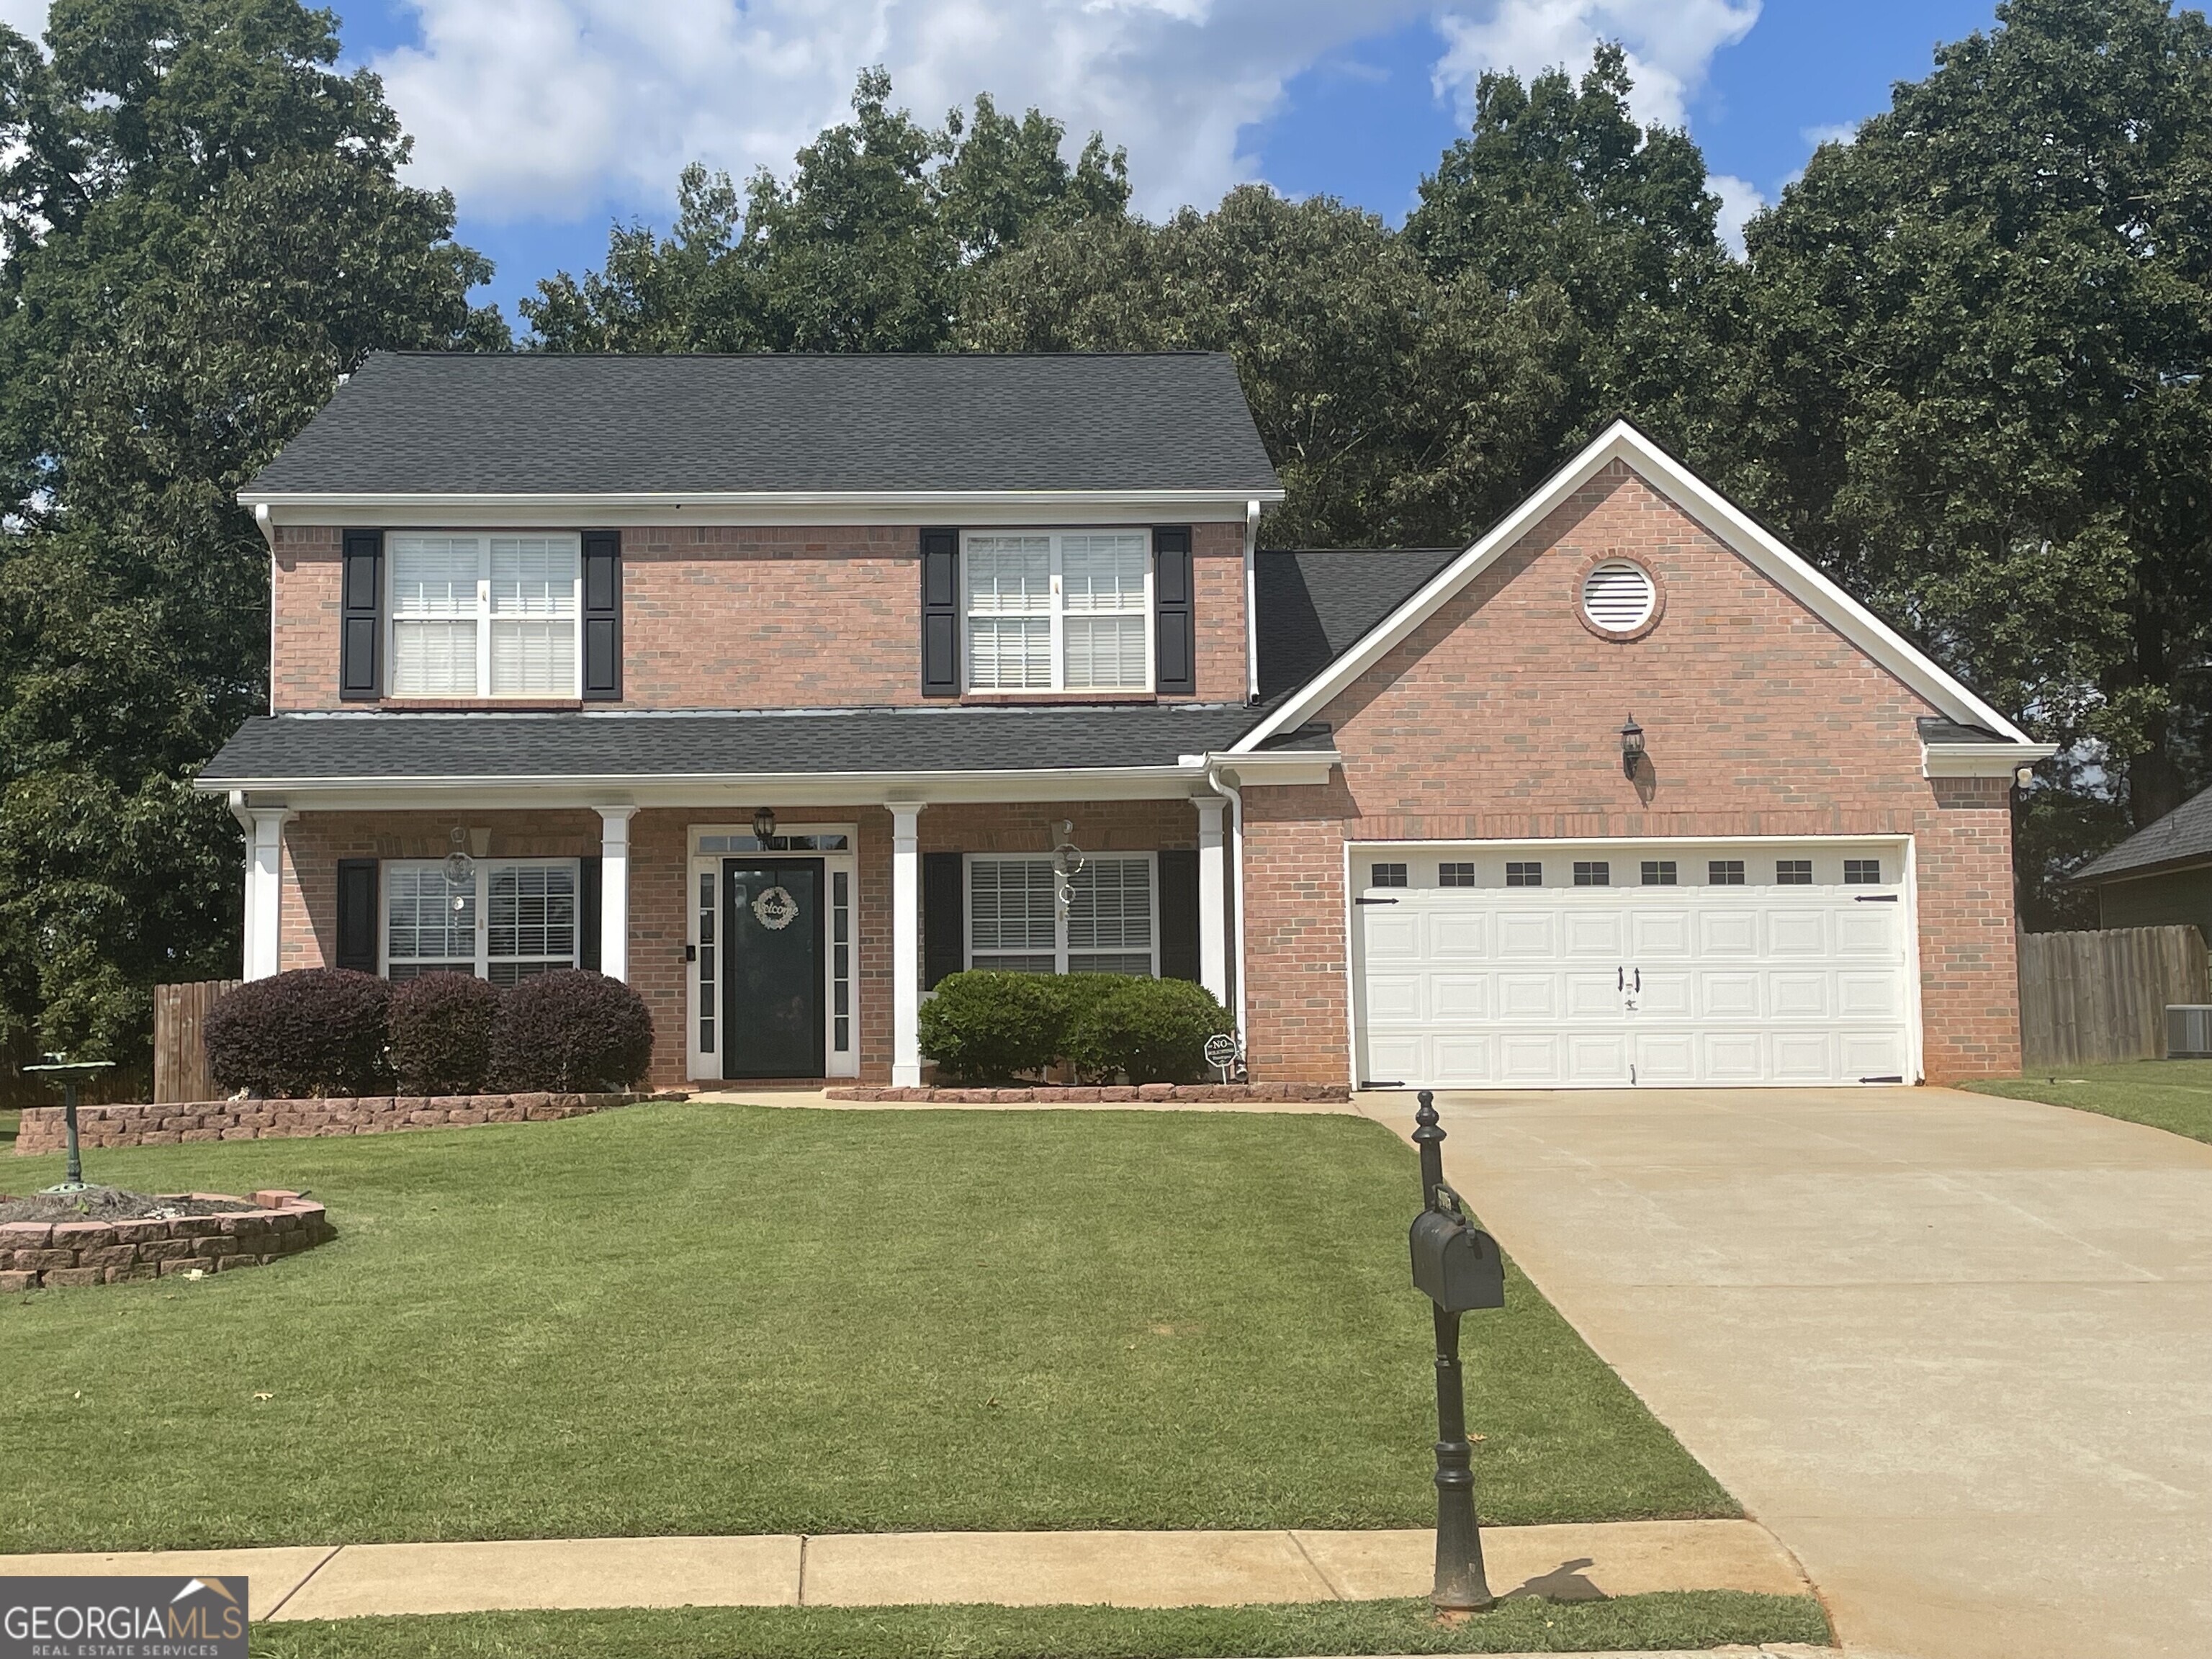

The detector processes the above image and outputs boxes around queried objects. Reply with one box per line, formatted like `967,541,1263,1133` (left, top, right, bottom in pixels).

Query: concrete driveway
1359,1086,2212,1659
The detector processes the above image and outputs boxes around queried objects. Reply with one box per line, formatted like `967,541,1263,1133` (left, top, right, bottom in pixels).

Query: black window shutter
336,859,379,974
1154,527,1195,696
577,857,602,971
922,852,965,987
340,529,383,700
582,531,622,701
920,528,960,696
1158,850,1200,982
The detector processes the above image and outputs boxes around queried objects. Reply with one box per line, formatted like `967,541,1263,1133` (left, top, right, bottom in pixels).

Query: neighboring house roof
1254,549,1462,702
199,704,1316,789
2074,786,2212,884
241,351,1284,501
1233,419,2053,757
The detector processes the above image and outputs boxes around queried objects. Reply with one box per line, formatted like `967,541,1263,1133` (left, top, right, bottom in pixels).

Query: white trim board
1234,419,2040,752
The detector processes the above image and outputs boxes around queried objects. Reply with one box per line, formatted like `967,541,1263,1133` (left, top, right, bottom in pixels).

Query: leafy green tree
524,70,1128,353
1722,0,2212,917
0,0,504,1083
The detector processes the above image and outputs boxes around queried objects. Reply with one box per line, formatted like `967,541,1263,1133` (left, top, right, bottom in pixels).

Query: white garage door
1353,842,1916,1088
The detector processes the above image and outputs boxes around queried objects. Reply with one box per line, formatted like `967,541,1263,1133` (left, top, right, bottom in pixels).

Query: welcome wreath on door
750,885,801,930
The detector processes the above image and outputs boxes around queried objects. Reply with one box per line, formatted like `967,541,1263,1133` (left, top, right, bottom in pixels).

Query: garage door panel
1354,846,1914,1088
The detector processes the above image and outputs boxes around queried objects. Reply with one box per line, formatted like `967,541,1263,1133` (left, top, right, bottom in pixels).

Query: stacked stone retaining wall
0,1192,333,1290
14,1093,636,1155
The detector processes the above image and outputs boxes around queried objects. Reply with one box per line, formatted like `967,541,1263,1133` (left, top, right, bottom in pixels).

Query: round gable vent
1581,560,1656,634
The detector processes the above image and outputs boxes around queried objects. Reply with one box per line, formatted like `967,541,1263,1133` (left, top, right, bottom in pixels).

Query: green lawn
0,1106,17,1150
252,1593,1830,1658
1963,1058,2212,1144
1,1104,1731,1553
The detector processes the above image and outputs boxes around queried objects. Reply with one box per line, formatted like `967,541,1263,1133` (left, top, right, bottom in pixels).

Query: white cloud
1800,120,1856,148
1430,0,1760,132
1709,171,1764,254
375,0,1442,225
0,0,46,38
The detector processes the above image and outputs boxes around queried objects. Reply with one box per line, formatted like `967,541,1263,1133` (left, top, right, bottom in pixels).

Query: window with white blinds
385,859,578,981
390,534,581,696
964,530,1151,691
966,854,1156,976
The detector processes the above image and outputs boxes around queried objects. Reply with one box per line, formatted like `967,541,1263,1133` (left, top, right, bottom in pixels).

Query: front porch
251,796,1238,1089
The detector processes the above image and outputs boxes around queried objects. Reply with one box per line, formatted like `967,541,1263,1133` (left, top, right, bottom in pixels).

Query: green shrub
1071,977,1236,1084
918,971,1063,1083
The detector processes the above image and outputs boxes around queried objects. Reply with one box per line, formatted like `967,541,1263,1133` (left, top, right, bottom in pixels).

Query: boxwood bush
921,971,1233,1086
490,970,655,1092
387,971,504,1095
205,969,393,1097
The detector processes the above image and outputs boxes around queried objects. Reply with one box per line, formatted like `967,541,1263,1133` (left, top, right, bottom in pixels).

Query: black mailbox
1409,1193,1504,1313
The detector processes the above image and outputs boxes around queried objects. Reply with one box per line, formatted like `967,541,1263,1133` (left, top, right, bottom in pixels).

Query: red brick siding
1236,462,2021,1085
270,521,1249,712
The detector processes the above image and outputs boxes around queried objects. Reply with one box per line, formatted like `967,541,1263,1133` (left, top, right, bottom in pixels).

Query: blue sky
0,0,2015,326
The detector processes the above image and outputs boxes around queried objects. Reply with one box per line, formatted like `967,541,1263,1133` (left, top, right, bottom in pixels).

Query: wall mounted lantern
752,806,778,844
1621,717,1646,780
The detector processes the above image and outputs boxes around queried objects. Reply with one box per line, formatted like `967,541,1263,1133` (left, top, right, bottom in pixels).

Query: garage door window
1573,861,1610,886
1370,863,1408,888
1777,860,1813,885
1709,860,1745,885
1641,860,1677,885
1845,859,1882,884
1506,861,1542,887
1440,862,1475,887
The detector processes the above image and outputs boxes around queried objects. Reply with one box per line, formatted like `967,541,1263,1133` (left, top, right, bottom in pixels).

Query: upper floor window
964,530,1151,691
390,534,582,698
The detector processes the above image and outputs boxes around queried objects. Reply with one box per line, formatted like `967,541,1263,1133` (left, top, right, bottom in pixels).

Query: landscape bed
0,1102,1733,1552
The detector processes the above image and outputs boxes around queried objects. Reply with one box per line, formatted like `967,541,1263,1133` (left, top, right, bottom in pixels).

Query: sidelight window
963,530,1151,691
966,853,1157,976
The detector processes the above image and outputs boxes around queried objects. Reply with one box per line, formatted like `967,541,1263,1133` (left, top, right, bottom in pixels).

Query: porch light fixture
752,806,777,844
1621,717,1645,779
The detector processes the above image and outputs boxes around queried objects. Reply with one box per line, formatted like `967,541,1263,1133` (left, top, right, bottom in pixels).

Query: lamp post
1411,1089,1498,1614
22,1057,117,1194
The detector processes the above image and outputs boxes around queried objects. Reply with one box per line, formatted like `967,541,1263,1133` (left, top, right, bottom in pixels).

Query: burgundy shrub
490,970,655,1092
387,971,504,1095
205,969,393,1097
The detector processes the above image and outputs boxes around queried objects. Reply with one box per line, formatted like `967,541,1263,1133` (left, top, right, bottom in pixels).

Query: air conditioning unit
2167,1005,2212,1059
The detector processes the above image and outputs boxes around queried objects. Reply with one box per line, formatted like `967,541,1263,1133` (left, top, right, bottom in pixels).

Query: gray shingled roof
1255,549,1461,701
2075,786,2212,883
245,352,1282,498
199,704,1285,784
1916,716,2012,745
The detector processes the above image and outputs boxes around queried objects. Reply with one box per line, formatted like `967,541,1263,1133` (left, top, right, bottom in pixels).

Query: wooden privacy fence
2016,927,2209,1069
153,979,241,1103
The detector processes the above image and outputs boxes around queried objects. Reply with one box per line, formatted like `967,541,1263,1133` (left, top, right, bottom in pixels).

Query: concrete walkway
0,1519,1805,1622
687,1087,1361,1115
1361,1086,2212,1659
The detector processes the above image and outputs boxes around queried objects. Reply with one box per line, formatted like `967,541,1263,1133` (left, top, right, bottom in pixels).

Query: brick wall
1237,462,2023,1086
271,521,1249,712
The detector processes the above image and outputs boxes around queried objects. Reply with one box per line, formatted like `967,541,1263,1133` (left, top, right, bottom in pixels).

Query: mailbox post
1409,1089,1501,1614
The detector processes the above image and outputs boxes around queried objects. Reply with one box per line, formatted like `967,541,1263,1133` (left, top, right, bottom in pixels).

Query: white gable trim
1234,420,2037,752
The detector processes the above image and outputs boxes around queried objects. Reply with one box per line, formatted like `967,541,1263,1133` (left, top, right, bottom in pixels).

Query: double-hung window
966,853,1158,976
390,534,582,698
385,858,579,984
963,530,1151,691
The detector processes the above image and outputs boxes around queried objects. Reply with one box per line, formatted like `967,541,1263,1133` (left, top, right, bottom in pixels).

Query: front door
721,858,826,1079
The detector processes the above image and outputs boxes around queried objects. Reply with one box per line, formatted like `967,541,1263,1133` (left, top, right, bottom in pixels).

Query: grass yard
0,1106,16,1148
1963,1058,2212,1144
1,1103,1732,1553
251,1593,1830,1658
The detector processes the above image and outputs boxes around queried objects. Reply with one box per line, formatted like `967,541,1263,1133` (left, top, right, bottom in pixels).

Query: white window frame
963,851,1161,977
688,824,860,1082
960,529,1154,693
386,532,584,700
379,857,582,983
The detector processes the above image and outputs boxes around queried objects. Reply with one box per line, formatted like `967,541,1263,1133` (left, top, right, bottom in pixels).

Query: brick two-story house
199,351,2052,1089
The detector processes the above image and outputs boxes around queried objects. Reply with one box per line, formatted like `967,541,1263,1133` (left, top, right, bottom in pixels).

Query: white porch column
243,809,290,981
1195,796,1230,1005
597,806,639,981
891,801,925,1086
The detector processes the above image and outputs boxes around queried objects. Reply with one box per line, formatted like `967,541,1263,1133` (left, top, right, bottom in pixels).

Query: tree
525,71,1129,353
1723,0,2212,919
0,0,505,1083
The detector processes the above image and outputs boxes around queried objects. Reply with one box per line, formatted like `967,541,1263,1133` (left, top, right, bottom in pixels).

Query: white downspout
1244,499,1261,704
1204,758,1250,1066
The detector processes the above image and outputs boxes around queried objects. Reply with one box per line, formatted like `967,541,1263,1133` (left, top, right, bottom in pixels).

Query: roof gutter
239,485,1285,519
1922,741,2059,781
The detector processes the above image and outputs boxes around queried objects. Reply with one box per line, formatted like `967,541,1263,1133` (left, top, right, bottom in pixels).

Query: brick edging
12,1093,639,1156
827,1083,1352,1103
0,1191,333,1291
